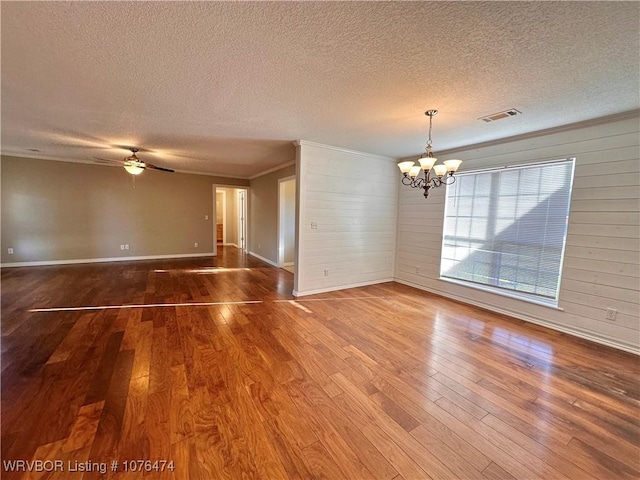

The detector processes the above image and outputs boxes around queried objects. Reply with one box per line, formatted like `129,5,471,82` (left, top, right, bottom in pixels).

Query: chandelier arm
412,177,425,189
442,175,457,186
401,175,414,186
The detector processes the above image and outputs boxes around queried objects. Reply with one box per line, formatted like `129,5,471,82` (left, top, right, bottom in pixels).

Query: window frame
439,157,576,308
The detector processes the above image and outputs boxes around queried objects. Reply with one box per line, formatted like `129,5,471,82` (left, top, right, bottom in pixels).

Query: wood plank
62,401,105,453
83,332,124,405
565,437,640,479
86,349,135,474
481,414,598,480
481,461,516,480
288,380,398,480
330,393,431,480
332,371,461,479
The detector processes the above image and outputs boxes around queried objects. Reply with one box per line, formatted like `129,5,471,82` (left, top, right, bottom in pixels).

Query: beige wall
249,164,296,264
1,156,248,264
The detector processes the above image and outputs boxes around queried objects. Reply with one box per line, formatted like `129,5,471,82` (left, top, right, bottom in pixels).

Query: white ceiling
2,1,638,178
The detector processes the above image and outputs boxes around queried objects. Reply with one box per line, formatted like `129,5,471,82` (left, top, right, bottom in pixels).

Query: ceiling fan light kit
120,148,174,175
398,110,462,199
123,148,145,175
124,165,144,175
124,164,144,175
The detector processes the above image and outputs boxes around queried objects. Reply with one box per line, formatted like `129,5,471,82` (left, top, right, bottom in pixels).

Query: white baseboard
394,278,640,356
293,278,394,297
1,252,216,268
283,262,294,267
223,243,238,247
248,251,278,267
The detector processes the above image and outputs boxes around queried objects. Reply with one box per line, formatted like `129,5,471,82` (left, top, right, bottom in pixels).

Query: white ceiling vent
479,108,522,123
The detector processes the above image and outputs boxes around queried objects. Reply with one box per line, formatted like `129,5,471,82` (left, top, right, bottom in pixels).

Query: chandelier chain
425,109,438,155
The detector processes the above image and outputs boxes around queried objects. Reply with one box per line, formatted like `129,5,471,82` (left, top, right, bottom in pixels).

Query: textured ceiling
2,1,639,178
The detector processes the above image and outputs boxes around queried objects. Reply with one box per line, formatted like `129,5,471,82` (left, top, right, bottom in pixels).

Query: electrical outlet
7,248,14,255
120,245,125,250
205,215,209,220
194,242,199,248
323,269,329,277
605,308,617,321
125,244,129,250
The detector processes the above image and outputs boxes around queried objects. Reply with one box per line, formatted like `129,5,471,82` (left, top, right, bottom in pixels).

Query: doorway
278,176,296,272
214,186,248,252
215,189,226,245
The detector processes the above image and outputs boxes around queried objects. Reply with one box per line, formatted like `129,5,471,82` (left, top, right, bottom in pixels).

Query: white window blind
441,159,575,306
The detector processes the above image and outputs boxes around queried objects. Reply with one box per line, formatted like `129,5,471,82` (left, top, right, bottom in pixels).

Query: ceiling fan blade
56,144,111,150
145,163,175,173
93,157,123,165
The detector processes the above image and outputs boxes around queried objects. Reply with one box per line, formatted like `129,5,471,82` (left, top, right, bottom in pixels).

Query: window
440,159,575,307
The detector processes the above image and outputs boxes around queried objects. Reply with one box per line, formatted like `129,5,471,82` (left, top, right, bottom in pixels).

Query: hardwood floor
2,246,639,479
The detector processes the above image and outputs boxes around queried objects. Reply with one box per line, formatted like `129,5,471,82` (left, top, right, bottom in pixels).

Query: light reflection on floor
154,267,252,274
274,296,385,303
29,300,262,312
29,296,386,313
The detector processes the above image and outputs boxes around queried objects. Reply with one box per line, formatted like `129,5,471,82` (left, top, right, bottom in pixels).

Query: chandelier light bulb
443,159,463,173
433,164,447,177
397,161,416,174
418,156,437,171
409,165,422,179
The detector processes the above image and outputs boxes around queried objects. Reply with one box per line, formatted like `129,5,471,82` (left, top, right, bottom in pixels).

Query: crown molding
248,161,296,180
294,140,397,161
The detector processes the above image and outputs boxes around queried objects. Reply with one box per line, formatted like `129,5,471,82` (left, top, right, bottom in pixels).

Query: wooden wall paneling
295,142,398,295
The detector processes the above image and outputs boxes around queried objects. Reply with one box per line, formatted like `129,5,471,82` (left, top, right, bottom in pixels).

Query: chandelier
397,110,462,198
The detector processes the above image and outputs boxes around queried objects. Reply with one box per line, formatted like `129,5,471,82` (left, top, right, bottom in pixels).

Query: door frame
213,185,249,255
277,175,296,268
211,183,251,256
237,188,248,252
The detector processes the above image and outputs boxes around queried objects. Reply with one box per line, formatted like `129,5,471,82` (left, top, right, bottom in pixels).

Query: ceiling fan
122,148,174,175
95,148,175,175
